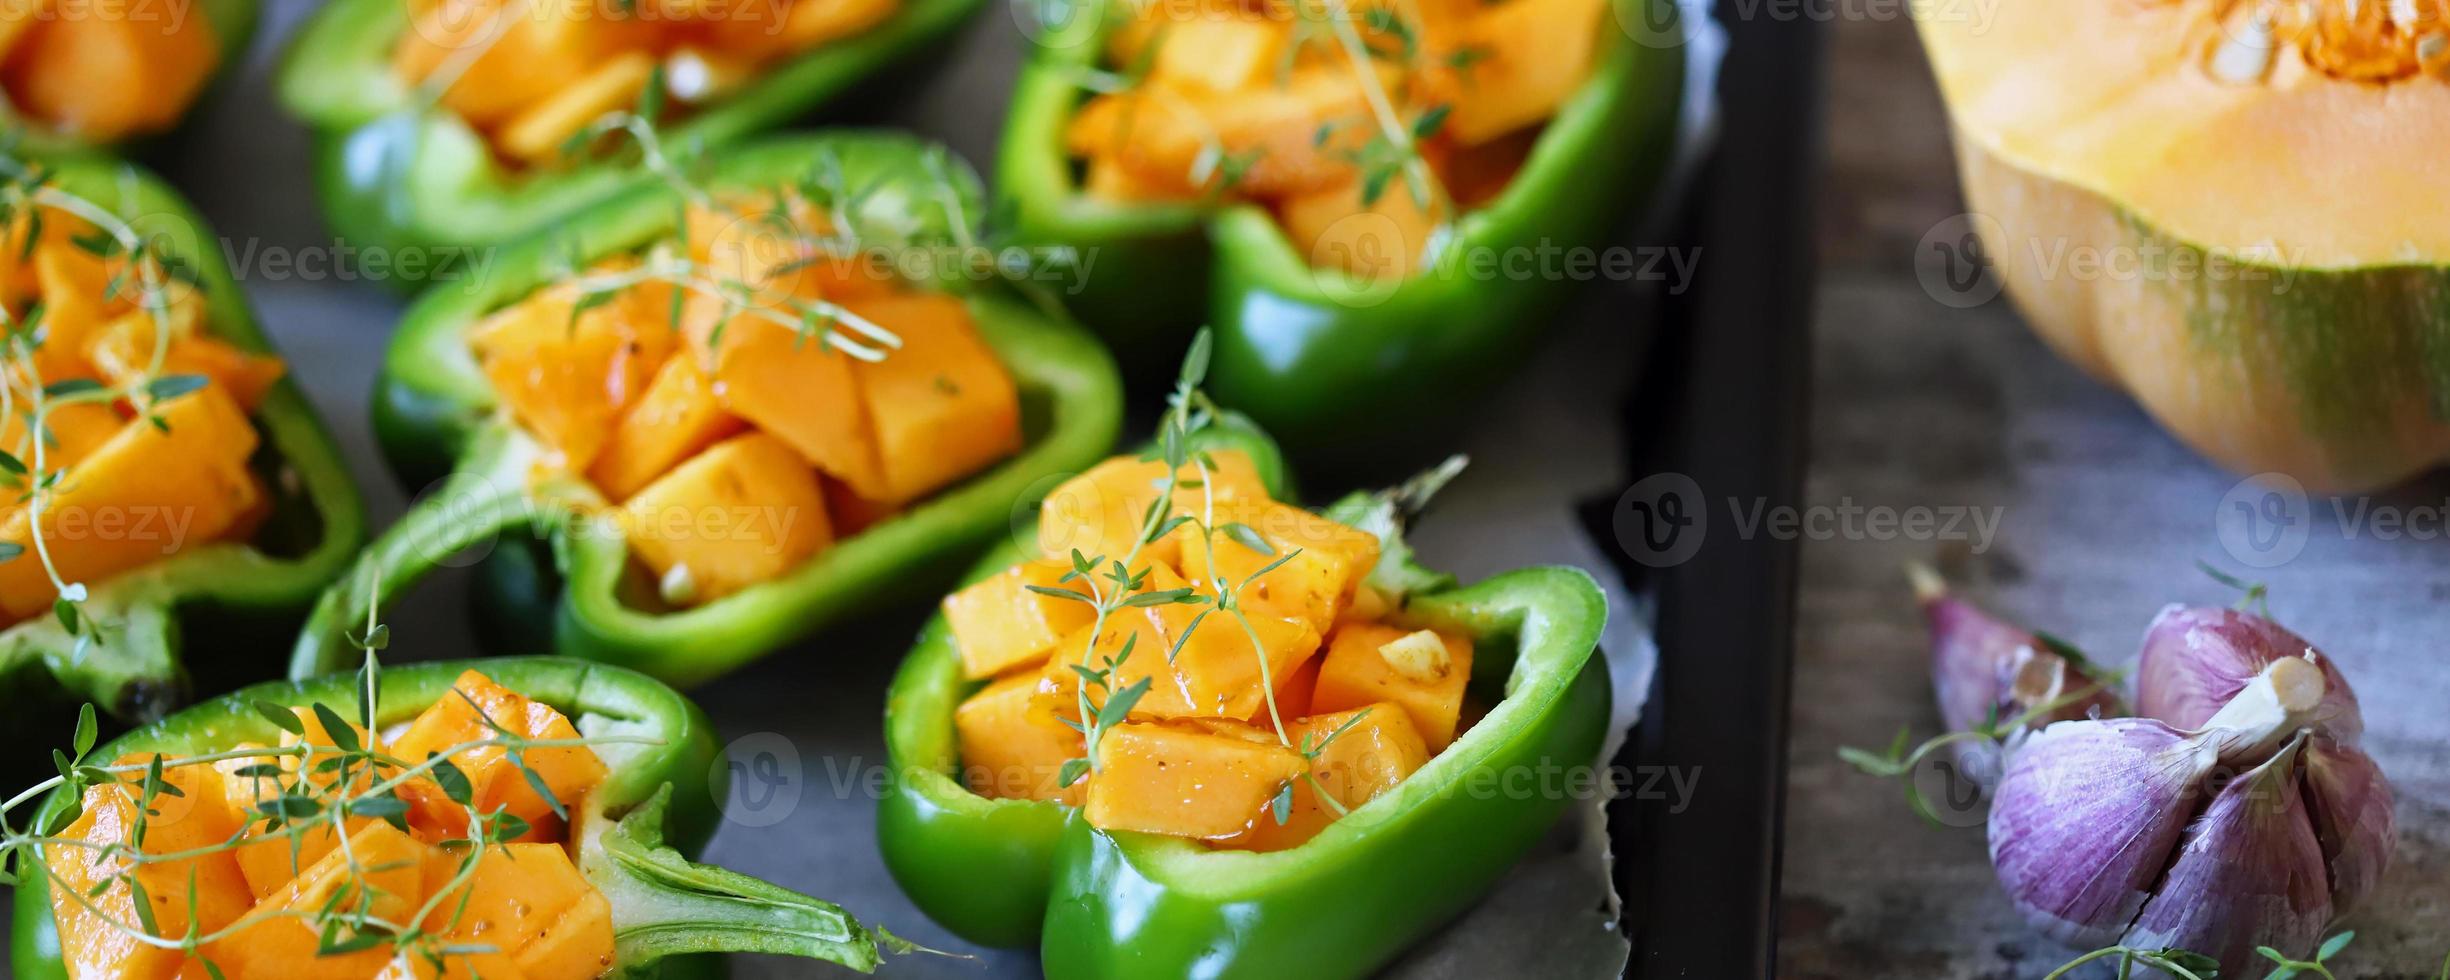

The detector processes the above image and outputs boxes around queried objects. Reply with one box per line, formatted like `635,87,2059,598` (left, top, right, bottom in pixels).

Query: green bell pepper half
996,0,1686,452
0,154,365,724
11,656,902,979
878,424,1612,977
276,0,987,284
288,133,1125,687
0,0,259,155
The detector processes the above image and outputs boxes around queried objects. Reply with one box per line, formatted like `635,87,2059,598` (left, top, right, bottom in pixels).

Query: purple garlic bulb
2300,733,2395,915
2134,604,2364,743
1988,656,2362,969
1913,565,2124,737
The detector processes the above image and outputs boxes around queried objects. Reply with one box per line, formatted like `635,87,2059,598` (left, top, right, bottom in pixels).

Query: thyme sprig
0,151,212,653
1039,331,1358,822
1837,670,2123,827
0,594,658,974
2043,930,2358,980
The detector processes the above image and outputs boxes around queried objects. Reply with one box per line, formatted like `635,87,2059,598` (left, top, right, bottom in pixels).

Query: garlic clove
2301,733,2396,915
1912,564,2124,737
2122,736,2332,976
2134,604,2364,743
1987,717,2214,945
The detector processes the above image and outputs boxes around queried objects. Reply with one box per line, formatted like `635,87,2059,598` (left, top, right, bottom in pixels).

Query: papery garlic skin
2123,738,2333,977
2301,734,2396,915
1988,718,2217,945
1914,565,2124,737
2134,605,2364,742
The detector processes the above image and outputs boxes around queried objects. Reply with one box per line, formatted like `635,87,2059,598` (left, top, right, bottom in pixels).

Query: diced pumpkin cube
1082,156,1193,201
1443,0,1606,145
88,305,287,412
683,300,884,497
683,191,878,306
1036,448,1269,566
26,240,123,380
468,270,676,472
615,431,834,605
586,352,744,501
1173,497,1381,631
395,0,651,127
956,670,1086,805
497,50,657,164
1066,68,1380,197
423,843,614,980
390,670,611,842
377,948,531,980
1150,18,1285,93
1,5,218,140
1312,622,1474,750
1044,564,1323,721
47,753,251,980
0,400,120,475
1226,703,1430,851
214,823,428,979
0,385,260,623
1085,721,1306,839
704,0,899,60
1278,171,1449,282
944,559,1098,679
843,292,1021,504
214,742,372,901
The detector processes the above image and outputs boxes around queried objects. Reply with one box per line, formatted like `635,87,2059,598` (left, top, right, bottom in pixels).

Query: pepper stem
576,785,909,977
2201,656,2326,764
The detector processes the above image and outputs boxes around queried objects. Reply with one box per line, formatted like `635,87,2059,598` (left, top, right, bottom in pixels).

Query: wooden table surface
1775,14,2450,979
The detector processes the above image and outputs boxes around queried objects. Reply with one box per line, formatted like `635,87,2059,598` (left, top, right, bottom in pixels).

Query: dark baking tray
1599,1,1821,975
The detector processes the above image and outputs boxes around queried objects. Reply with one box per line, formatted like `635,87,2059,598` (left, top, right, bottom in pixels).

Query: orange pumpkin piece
496,50,657,165
0,400,121,475
1312,622,1474,750
1148,17,1286,93
1441,0,1607,146
943,559,1098,680
1172,497,1381,632
683,301,882,497
616,431,834,605
703,0,900,61
1035,448,1270,567
421,843,615,980
0,385,261,623
1085,721,1306,839
214,741,376,902
956,669,1087,805
213,822,428,979
1,3,219,140
1277,171,1450,282
390,670,611,842
394,0,651,128
842,292,1021,504
87,305,287,412
1264,655,1321,723
1066,67,1379,198
586,352,744,502
1226,704,1430,851
377,947,531,980
685,192,894,307
468,269,677,472
26,241,124,381
46,753,252,980
1040,563,1324,721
